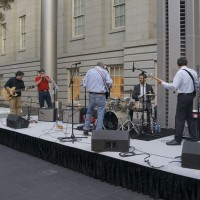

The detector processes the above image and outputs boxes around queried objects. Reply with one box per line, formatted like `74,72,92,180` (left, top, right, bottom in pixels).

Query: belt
89,92,105,95
39,90,48,92
178,92,193,96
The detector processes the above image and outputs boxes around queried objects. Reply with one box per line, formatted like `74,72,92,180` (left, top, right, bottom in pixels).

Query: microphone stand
132,66,147,134
141,72,146,134
196,65,200,139
58,64,87,142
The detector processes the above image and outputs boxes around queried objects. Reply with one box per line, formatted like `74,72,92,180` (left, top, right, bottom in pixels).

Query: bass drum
103,110,128,130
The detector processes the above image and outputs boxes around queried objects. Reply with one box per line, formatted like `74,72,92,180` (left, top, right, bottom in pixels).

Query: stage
0,111,200,200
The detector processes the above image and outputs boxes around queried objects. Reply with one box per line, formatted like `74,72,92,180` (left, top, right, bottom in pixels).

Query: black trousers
175,93,198,142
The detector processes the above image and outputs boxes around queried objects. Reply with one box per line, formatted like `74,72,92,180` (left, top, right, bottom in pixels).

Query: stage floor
0,114,199,181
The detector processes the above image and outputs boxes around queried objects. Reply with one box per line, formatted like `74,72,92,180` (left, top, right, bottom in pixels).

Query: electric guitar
2,85,35,101
148,73,163,82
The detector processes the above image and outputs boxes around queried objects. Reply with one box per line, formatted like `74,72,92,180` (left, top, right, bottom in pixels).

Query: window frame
72,0,84,37
1,24,6,54
19,15,26,49
112,0,126,29
109,64,124,98
67,68,81,104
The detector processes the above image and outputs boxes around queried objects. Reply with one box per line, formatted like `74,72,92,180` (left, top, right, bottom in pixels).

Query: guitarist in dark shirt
4,71,27,116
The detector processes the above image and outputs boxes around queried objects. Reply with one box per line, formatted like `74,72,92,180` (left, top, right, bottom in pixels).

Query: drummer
129,73,155,127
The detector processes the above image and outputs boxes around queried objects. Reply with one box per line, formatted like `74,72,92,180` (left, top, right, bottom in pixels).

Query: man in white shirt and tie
158,57,198,145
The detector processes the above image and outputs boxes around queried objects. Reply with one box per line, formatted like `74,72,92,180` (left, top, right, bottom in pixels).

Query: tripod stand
118,110,139,134
58,63,87,142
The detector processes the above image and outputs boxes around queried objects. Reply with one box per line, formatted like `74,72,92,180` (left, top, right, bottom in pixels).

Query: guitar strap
182,69,195,90
94,67,109,92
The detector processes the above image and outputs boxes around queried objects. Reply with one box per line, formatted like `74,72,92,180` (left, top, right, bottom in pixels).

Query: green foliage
0,0,14,22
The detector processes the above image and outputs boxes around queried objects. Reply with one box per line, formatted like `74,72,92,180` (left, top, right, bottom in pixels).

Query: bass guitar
2,85,35,101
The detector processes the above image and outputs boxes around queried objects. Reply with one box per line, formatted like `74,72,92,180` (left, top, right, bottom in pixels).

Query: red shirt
35,75,50,91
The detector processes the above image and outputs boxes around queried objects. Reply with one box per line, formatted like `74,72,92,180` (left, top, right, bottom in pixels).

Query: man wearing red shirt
35,69,52,108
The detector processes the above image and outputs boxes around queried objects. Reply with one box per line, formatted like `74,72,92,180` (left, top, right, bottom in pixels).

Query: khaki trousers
9,96,22,116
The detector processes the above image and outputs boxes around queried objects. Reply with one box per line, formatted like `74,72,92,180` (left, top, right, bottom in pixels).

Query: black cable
119,146,181,169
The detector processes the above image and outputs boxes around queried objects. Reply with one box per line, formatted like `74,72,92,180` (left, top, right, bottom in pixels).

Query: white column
41,0,57,95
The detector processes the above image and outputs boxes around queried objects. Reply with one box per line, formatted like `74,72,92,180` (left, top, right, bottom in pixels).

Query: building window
113,0,125,28
0,74,3,96
109,65,124,98
73,0,84,37
19,16,26,49
1,24,6,54
67,68,81,103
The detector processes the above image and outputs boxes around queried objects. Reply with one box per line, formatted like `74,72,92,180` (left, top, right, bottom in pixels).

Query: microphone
132,63,135,72
132,63,147,73
72,62,81,65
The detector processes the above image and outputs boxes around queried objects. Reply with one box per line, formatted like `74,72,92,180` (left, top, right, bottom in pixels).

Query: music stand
26,97,37,123
58,64,87,142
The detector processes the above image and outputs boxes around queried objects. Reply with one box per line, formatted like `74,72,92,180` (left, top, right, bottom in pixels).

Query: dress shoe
166,139,181,145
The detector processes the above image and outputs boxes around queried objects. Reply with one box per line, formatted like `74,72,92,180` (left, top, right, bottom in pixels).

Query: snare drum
130,101,147,111
103,110,128,130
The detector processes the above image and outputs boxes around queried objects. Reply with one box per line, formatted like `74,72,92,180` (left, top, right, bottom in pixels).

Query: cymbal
123,89,133,93
144,94,155,96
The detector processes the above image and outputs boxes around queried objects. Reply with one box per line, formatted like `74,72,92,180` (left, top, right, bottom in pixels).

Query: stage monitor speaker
7,114,29,129
182,141,200,170
62,108,80,124
38,108,56,122
91,130,130,152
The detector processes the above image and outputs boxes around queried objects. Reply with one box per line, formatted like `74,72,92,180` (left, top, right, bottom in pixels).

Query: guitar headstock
147,73,155,80
147,73,163,82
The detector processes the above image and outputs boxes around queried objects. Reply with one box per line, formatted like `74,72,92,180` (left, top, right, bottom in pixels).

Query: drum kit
103,92,155,135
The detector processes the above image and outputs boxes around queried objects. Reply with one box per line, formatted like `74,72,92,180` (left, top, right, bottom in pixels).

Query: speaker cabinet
182,141,200,170
91,130,130,152
38,108,56,122
62,108,80,124
7,114,29,129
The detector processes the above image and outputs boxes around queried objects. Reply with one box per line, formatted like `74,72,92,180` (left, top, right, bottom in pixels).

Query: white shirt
161,66,198,93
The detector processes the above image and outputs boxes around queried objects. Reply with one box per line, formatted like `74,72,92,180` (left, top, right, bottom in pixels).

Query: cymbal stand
139,72,146,134
118,110,139,134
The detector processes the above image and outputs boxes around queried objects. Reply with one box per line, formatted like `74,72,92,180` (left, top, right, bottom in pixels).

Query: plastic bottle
158,124,161,134
154,123,157,134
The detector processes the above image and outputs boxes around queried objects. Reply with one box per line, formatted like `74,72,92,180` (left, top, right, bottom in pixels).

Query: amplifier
38,108,56,122
182,141,200,170
62,108,80,124
91,130,130,152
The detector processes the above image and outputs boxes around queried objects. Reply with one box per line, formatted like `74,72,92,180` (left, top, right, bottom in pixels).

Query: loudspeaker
38,108,56,122
62,108,80,124
91,130,130,152
182,141,200,170
7,114,29,129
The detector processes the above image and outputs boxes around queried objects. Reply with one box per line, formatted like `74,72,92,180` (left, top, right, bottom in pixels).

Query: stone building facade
0,0,157,123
